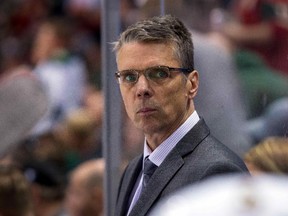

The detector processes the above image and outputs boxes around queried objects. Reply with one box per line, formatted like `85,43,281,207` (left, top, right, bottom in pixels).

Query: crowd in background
0,0,287,215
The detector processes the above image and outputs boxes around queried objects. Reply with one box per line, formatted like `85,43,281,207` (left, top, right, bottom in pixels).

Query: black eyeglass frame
115,65,193,84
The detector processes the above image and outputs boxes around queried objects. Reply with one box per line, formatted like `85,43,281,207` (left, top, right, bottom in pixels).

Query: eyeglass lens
119,67,170,84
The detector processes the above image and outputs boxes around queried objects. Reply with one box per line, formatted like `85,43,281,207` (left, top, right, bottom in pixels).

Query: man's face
116,42,197,141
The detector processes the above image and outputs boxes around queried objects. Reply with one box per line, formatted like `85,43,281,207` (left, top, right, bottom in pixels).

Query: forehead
116,42,179,70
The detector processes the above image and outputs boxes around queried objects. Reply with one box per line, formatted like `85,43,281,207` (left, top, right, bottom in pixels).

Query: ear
187,70,199,99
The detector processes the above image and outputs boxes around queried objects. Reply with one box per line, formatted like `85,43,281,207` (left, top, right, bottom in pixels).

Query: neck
145,108,194,151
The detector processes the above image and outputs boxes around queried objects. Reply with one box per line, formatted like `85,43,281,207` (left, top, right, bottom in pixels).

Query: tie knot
142,157,158,188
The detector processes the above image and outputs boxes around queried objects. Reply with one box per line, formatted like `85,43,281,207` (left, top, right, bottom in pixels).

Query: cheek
121,93,135,117
122,92,131,105
121,90,131,107
162,95,186,117
161,85,188,107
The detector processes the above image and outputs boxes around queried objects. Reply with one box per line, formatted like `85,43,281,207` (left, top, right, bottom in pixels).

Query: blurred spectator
64,0,102,88
30,17,87,136
23,160,67,216
220,0,288,75
0,165,33,216
244,136,288,175
54,108,102,171
27,131,67,174
82,86,104,126
64,0,101,38
0,131,68,216
214,0,288,117
65,158,104,216
245,97,288,144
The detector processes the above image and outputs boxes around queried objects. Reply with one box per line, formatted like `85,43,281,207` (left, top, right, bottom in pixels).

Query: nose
135,74,152,98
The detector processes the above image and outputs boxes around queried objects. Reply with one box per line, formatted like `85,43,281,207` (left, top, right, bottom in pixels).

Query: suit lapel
176,118,210,156
128,119,210,216
116,155,143,216
129,153,184,216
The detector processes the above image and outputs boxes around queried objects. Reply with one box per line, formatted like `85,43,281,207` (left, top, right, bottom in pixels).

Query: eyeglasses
115,65,193,85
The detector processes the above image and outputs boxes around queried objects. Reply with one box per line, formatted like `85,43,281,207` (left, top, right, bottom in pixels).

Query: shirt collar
143,111,200,166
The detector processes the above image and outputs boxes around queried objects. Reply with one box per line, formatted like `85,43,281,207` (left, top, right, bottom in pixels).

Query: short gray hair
113,15,194,70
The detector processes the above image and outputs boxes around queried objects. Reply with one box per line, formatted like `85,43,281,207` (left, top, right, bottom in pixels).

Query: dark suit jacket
115,119,249,216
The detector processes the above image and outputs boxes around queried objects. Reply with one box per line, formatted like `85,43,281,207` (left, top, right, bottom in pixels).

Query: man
113,15,249,216
65,159,104,216
31,17,87,136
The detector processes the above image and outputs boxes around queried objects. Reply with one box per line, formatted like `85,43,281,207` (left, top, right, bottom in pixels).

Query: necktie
142,157,158,189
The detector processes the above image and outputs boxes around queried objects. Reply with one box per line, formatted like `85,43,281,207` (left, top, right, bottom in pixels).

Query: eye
122,71,138,83
148,67,169,79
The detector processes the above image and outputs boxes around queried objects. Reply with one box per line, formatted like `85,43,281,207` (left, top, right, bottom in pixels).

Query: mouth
137,107,157,115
